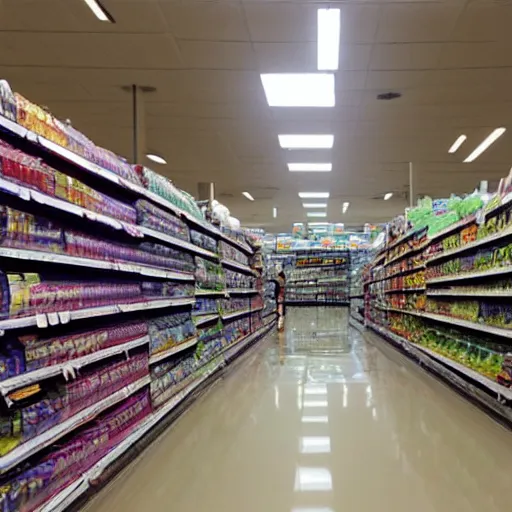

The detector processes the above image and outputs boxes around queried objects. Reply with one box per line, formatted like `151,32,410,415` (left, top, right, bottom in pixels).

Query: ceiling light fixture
303,203,327,208
146,153,167,165
448,134,467,154
278,134,334,149
317,8,340,71
260,73,335,107
299,192,330,199
342,202,349,213
464,128,506,162
273,207,277,218
307,212,327,218
384,193,393,200
83,0,115,22
288,163,332,172
242,192,254,201
308,222,328,226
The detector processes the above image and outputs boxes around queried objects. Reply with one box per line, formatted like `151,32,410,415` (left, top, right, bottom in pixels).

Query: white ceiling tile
178,41,257,70
160,2,250,41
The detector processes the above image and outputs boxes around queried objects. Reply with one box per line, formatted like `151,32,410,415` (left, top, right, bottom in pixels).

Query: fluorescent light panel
464,128,506,162
83,0,114,22
298,192,330,199
384,193,393,200
448,134,467,154
273,207,277,218
308,222,328,226
303,203,327,208
307,212,327,218
278,134,334,149
242,191,254,201
260,73,335,107
288,163,332,172
317,8,340,71
146,153,167,165
342,201,349,213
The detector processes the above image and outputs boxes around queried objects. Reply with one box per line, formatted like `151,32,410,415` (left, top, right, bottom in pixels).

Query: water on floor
83,307,512,512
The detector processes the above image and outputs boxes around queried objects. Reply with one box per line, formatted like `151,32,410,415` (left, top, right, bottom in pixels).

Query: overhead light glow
464,128,506,162
307,212,327,218
384,193,393,200
278,134,334,149
298,192,330,199
342,201,350,213
288,163,332,172
448,134,467,154
273,207,277,218
146,153,167,165
317,8,340,71
260,73,335,107
242,191,254,201
303,203,327,208
308,222,328,226
83,0,114,22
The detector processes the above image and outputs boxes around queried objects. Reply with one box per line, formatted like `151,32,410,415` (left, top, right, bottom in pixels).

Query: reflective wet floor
83,307,512,512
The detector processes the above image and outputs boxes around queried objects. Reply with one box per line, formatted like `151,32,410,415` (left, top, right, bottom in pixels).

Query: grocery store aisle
83,308,512,512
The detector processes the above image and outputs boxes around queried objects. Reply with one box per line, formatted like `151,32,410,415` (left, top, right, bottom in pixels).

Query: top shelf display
0,83,220,236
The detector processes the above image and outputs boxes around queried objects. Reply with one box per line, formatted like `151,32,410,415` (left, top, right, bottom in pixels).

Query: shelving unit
363,191,512,424
284,250,350,306
0,85,276,511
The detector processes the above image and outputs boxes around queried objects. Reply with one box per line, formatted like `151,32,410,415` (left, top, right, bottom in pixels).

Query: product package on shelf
195,257,226,291
262,280,277,317
219,241,249,265
0,205,195,274
0,388,151,512
0,81,16,122
147,312,196,356
135,200,190,241
250,312,264,332
218,297,250,315
223,317,251,346
0,320,148,380
0,352,148,455
135,166,204,222
150,332,224,409
190,229,217,253
224,268,255,289
0,271,193,322
194,297,219,317
0,140,137,223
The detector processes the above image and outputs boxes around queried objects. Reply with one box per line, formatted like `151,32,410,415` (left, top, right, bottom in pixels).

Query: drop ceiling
1,0,512,232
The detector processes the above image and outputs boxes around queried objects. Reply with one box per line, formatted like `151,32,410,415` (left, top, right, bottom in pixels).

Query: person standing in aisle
275,269,286,331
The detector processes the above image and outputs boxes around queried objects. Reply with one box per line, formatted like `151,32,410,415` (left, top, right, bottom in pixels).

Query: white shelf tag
58,311,71,324
47,312,59,326
36,313,48,328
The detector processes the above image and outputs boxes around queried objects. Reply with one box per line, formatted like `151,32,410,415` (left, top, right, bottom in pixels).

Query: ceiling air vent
377,92,401,101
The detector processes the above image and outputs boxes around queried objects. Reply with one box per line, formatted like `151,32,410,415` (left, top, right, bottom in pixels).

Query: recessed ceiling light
146,153,167,165
342,202,349,213
448,134,467,154
299,192,330,199
83,0,114,22
464,128,506,162
317,8,340,71
307,212,327,218
273,207,277,218
384,193,393,200
308,222,328,226
288,163,332,172
260,74,335,107
278,134,334,149
242,191,254,201
303,203,327,208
